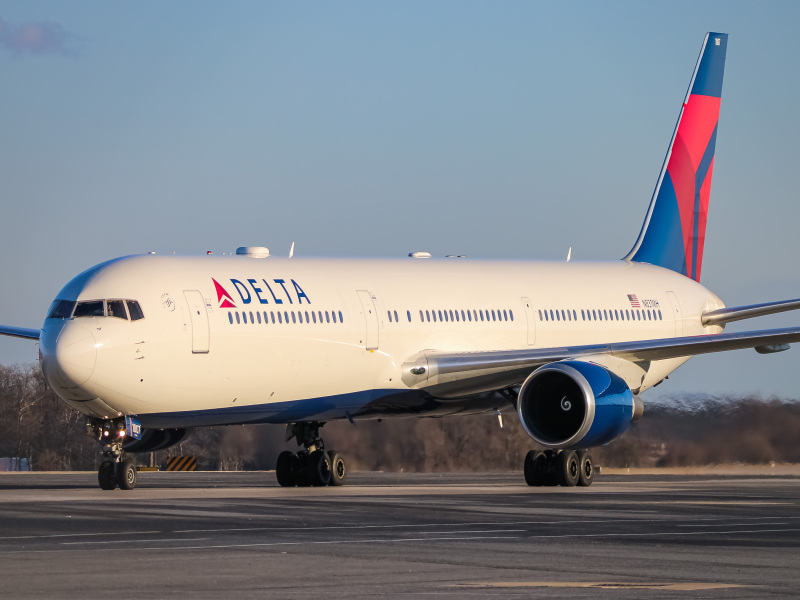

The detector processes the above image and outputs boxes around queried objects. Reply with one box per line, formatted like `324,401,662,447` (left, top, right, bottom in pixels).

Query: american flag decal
627,294,641,308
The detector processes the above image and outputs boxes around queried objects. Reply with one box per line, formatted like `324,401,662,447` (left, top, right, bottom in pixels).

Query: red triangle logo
212,278,237,308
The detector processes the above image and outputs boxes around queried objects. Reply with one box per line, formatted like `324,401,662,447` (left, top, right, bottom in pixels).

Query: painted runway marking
62,537,210,545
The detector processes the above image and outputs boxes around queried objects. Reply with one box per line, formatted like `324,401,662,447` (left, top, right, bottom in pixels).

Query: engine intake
517,361,637,448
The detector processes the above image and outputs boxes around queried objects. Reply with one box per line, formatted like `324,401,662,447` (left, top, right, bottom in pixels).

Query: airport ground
0,469,798,599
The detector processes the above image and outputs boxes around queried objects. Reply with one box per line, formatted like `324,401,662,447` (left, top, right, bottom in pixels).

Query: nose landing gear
275,422,348,487
88,418,138,491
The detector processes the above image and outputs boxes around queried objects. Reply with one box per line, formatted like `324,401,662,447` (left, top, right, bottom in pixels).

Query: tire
577,450,594,487
524,450,547,487
328,451,347,486
306,450,331,487
117,459,137,490
98,461,116,490
557,450,579,487
276,451,298,487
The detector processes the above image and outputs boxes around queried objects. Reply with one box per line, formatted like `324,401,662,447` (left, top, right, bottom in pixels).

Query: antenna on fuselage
566,247,572,262
289,242,295,258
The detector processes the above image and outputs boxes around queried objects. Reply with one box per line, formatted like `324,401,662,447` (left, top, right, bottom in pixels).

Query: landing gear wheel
557,450,579,487
98,461,117,490
328,451,347,486
577,450,594,487
524,450,548,487
306,450,332,487
117,459,137,490
276,451,300,487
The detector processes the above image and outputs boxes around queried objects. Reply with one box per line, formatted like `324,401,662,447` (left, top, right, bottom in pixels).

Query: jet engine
517,361,642,449
122,428,189,453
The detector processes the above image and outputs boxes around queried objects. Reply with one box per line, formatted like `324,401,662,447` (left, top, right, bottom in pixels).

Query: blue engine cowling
517,361,638,449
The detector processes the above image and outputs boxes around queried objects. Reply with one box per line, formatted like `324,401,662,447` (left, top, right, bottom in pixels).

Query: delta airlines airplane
2,32,800,491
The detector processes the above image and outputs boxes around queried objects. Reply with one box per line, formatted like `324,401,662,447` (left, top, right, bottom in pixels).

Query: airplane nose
41,323,97,389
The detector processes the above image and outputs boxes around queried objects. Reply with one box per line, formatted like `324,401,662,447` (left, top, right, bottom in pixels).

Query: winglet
625,33,728,282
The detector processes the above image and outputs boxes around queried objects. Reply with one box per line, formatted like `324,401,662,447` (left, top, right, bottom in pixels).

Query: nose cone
41,322,97,390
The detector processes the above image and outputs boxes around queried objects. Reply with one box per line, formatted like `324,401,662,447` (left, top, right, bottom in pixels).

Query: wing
402,326,800,397
702,298,800,326
0,325,41,340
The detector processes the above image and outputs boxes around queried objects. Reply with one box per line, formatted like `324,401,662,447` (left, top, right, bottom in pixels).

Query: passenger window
74,300,105,318
278,312,283,324
556,311,560,322
236,312,241,324
107,300,128,320
291,312,296,324
407,310,412,322
228,312,233,324
325,311,330,323
388,310,392,323
449,310,454,322
339,311,343,323
444,311,449,323
510,310,514,321
538,310,543,320
658,309,663,320
257,312,262,324
461,310,465,321
438,310,444,322
243,312,248,324
250,311,254,323
332,311,337,323
503,309,508,321
550,310,554,321
298,312,303,324
394,310,399,322
468,310,472,322
271,311,276,324
581,309,585,320
312,311,317,323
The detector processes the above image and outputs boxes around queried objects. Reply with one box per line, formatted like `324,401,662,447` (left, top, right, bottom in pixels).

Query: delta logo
212,277,311,308
213,278,237,308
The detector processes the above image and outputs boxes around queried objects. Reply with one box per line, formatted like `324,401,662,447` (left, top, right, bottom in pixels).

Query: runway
0,471,798,599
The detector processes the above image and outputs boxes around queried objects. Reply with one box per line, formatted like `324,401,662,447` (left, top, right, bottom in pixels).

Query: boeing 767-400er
2,32,799,490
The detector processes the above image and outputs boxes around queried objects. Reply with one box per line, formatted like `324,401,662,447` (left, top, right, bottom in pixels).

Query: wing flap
0,325,41,341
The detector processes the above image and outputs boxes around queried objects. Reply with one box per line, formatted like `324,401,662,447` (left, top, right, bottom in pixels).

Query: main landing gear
524,449,594,487
87,418,137,491
276,422,348,487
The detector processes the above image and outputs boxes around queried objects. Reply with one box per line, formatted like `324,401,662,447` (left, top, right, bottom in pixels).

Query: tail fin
625,32,728,282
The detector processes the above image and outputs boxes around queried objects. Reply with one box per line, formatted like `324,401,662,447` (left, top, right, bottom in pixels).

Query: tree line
1,363,798,471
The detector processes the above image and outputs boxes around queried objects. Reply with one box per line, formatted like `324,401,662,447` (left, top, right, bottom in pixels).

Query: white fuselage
39,254,724,428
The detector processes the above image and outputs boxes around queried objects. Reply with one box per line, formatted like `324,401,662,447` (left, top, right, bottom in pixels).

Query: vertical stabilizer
625,32,727,282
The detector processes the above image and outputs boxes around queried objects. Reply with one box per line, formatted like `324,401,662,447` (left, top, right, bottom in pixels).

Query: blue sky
1,1,799,399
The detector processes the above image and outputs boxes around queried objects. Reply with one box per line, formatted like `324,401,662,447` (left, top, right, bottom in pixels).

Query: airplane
2,32,800,491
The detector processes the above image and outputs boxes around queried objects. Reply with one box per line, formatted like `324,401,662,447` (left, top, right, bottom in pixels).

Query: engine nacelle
517,361,639,449
123,428,189,453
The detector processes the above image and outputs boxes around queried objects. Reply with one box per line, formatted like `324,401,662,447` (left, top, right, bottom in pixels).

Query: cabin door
356,290,379,350
666,291,683,337
184,290,210,353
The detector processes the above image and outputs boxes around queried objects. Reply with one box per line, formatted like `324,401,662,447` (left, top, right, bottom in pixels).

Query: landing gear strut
88,418,137,491
524,449,594,487
275,422,348,487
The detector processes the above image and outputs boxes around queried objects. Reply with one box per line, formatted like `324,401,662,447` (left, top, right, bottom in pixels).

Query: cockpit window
107,300,128,320
73,300,105,318
47,299,77,319
127,300,144,321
